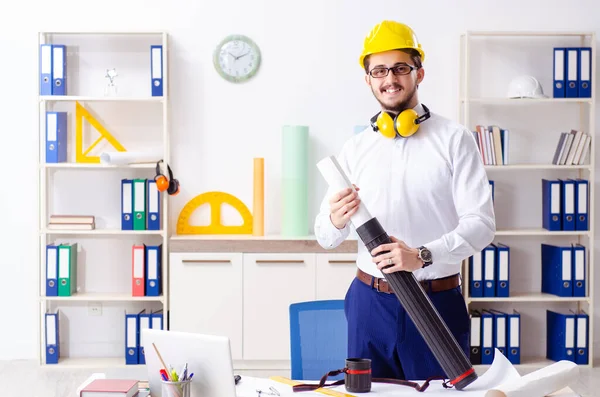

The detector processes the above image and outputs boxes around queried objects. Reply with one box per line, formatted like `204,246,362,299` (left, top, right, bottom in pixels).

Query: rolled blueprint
317,155,372,227
99,148,162,165
316,155,477,390
485,360,579,397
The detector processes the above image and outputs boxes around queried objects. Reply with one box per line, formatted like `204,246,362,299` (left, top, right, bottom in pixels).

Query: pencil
152,342,171,380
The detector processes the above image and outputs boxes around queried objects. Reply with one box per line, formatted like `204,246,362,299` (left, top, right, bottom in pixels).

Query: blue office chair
289,299,347,381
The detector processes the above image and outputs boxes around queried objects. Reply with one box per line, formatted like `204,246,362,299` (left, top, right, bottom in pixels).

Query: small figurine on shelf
104,68,118,96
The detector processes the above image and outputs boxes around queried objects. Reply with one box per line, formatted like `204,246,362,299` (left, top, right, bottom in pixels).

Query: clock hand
235,51,250,60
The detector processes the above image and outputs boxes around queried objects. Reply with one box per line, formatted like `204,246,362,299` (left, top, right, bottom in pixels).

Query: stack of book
472,125,509,165
47,214,95,230
552,129,591,165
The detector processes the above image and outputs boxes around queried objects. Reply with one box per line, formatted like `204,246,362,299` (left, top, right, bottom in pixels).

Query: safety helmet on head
359,20,425,69
506,75,548,99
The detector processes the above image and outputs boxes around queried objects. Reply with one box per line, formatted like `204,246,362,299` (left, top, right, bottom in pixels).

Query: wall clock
213,34,261,83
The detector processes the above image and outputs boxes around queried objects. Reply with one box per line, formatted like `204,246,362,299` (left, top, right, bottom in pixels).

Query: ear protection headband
370,104,431,139
155,160,180,196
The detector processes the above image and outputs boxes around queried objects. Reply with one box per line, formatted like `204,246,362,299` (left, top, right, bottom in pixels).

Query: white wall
0,0,599,361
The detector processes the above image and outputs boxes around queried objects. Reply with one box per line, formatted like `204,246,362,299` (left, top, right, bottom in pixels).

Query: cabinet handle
328,260,356,264
255,259,305,264
182,259,231,264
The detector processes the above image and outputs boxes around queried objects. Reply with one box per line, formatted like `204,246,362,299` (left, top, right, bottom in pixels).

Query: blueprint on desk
234,349,580,397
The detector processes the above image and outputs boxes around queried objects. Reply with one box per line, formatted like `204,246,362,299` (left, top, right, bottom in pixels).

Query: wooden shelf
474,356,590,370
460,30,596,368
170,234,358,253
495,228,590,236
39,95,164,102
484,164,591,171
40,293,164,302
40,30,165,35
467,292,590,303
41,229,165,236
42,163,156,169
42,357,144,368
37,31,171,368
464,31,594,37
463,97,592,104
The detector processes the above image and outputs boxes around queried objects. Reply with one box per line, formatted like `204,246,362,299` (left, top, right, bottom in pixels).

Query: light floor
0,360,597,397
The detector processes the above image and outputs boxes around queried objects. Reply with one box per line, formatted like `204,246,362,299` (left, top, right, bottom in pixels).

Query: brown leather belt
356,268,460,294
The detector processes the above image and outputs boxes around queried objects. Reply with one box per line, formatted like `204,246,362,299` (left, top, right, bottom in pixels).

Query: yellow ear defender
370,104,431,138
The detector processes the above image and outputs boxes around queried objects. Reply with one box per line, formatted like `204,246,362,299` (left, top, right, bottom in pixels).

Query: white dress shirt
314,103,496,281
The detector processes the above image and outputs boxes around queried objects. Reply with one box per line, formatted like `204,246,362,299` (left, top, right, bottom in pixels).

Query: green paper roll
282,125,309,236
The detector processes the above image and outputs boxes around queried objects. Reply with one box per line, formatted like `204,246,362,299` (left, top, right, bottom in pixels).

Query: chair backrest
289,299,347,381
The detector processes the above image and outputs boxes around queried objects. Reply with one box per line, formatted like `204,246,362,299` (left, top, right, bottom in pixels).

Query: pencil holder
161,378,191,397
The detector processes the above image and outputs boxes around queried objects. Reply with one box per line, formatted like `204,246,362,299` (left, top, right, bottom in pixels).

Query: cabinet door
315,253,357,300
169,252,243,360
243,253,316,360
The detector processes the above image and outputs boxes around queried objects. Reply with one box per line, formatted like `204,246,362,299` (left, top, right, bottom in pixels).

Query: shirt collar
412,102,426,116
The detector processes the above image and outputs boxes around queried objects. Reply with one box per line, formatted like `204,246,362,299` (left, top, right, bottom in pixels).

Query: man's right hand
329,185,360,229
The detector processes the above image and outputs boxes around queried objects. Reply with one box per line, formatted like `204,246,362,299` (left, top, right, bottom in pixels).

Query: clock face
213,35,261,83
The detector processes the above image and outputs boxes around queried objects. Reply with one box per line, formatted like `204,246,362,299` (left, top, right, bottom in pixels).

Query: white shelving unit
459,31,595,368
37,31,170,367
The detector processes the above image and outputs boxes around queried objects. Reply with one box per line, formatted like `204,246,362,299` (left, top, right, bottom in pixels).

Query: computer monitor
142,329,237,397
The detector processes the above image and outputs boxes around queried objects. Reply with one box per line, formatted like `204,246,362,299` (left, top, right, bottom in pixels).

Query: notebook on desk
79,378,138,397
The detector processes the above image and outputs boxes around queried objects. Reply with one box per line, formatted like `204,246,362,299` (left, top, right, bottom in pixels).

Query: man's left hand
371,236,423,273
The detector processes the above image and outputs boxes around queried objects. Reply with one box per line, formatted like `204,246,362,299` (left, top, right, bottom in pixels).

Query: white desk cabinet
168,237,358,368
243,253,316,360
169,252,244,360
315,253,358,300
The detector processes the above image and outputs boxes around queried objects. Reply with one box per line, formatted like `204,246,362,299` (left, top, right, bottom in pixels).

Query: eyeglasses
368,64,416,78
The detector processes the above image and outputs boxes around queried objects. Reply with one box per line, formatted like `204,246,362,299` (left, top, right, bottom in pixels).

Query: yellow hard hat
359,20,425,68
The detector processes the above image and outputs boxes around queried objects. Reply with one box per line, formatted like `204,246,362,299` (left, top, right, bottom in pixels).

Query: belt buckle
374,277,382,292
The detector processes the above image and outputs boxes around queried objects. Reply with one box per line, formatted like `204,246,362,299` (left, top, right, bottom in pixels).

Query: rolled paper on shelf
282,125,309,236
485,360,579,397
99,148,162,165
316,155,478,391
253,157,264,236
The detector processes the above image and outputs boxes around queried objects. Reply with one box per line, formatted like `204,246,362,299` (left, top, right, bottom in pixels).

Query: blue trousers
344,275,470,381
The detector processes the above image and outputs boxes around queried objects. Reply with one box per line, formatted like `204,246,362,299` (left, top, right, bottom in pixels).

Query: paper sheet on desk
235,350,579,397
483,354,580,397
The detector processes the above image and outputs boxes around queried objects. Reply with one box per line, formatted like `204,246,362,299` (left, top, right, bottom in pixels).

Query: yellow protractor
176,191,253,234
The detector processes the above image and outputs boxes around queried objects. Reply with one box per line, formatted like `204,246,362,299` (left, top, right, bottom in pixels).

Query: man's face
364,50,424,113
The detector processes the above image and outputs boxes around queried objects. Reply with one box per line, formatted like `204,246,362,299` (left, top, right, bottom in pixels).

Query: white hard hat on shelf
506,75,548,98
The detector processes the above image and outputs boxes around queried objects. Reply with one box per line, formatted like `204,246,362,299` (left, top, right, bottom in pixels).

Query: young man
314,20,495,381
